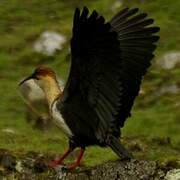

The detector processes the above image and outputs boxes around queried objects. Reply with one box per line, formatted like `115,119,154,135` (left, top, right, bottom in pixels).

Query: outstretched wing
110,8,159,127
62,7,159,140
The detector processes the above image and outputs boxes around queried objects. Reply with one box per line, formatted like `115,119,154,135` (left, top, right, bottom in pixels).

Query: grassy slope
0,0,179,167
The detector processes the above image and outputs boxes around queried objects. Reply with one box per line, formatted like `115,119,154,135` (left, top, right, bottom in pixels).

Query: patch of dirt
0,148,178,180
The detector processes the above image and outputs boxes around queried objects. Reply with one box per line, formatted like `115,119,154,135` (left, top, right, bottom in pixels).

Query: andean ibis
19,7,160,170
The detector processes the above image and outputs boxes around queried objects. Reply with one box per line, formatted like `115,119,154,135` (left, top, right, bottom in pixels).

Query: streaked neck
43,79,62,109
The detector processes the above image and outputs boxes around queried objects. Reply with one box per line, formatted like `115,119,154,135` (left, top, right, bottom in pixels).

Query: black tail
107,136,133,159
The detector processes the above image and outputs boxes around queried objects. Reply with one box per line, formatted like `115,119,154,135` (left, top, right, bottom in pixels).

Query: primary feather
20,7,160,168
60,7,159,144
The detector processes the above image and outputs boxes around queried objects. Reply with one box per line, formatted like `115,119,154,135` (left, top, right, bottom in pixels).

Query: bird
19,78,64,130
19,6,160,170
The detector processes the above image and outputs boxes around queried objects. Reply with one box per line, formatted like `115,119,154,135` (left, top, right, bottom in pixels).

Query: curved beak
19,73,36,86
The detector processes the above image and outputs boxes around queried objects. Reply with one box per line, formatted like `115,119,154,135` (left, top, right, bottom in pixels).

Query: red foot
48,148,74,168
67,148,85,170
48,148,85,170
67,162,80,170
48,159,62,167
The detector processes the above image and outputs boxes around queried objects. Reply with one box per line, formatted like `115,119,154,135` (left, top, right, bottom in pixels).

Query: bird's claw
66,162,80,170
48,160,64,168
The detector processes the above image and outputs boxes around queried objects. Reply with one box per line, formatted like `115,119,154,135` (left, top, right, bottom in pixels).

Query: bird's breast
51,101,73,137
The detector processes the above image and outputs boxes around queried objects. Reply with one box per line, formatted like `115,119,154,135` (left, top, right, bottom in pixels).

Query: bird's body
51,100,73,137
20,6,160,169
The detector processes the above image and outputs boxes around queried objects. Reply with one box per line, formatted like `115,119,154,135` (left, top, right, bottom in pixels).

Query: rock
154,84,179,97
110,0,123,11
34,31,66,56
165,169,180,180
64,160,164,180
0,149,177,179
0,153,16,170
1,128,16,134
15,161,23,173
34,155,48,173
159,85,179,95
156,51,180,69
54,166,68,180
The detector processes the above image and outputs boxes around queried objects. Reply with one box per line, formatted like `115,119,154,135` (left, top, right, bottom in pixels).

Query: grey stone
34,31,66,56
156,51,180,69
165,169,180,180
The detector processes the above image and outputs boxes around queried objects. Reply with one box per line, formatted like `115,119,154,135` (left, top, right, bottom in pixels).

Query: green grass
0,0,179,167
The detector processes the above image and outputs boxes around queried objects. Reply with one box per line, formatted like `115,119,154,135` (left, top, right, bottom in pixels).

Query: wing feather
110,8,159,126
62,7,159,141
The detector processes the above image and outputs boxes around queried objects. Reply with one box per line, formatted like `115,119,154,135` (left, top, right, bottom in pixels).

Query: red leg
49,147,74,167
68,148,85,170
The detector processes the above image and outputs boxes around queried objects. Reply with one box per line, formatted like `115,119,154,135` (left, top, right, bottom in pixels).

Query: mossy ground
0,0,179,168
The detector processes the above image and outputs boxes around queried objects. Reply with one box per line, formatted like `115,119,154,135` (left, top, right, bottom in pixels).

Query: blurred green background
0,0,179,167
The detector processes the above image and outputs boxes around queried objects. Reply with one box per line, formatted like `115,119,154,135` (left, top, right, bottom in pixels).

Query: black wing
110,8,159,126
62,7,159,141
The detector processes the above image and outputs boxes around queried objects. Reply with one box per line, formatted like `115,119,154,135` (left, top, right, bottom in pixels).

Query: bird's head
19,66,58,90
19,66,61,106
